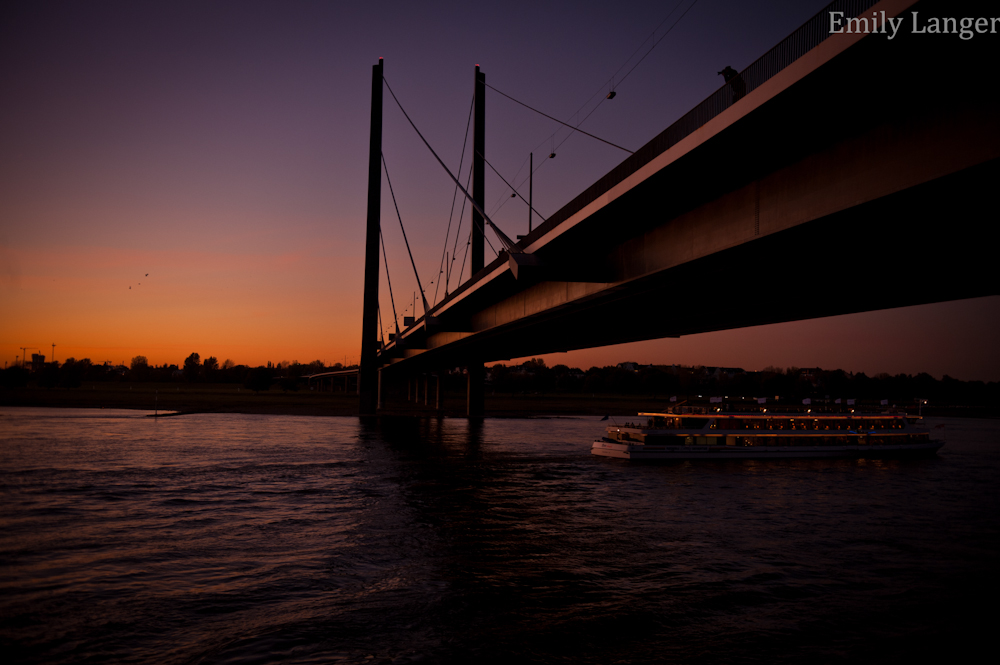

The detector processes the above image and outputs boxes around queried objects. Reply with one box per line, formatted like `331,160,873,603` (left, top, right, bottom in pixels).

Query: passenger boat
591,406,943,460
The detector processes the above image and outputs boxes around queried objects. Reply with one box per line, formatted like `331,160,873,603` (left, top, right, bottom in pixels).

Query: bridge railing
535,0,881,235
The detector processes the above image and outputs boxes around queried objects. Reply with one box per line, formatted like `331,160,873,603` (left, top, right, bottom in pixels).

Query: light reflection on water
0,409,997,664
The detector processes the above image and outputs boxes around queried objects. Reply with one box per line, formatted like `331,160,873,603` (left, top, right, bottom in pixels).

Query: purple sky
2,1,997,379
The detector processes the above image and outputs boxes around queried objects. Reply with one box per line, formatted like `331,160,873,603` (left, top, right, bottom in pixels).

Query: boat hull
591,439,944,460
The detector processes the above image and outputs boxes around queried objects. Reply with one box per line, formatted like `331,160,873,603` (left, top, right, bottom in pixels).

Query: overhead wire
433,93,475,306
383,76,518,253
488,152,529,217
379,228,399,336
377,304,386,349
383,1,702,307
457,225,472,287
613,0,701,90
452,161,474,255
490,155,544,219
444,160,475,299
484,0,700,207
381,152,429,317
549,0,700,156
477,149,547,224
484,83,633,154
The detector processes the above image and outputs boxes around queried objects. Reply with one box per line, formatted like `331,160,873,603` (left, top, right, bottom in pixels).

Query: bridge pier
467,363,484,417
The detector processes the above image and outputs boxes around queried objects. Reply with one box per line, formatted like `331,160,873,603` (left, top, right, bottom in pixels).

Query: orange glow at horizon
4,235,999,380
1,243,365,368
3,2,997,381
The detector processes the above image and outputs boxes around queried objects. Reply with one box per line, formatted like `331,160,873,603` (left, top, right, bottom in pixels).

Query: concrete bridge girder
376,0,999,376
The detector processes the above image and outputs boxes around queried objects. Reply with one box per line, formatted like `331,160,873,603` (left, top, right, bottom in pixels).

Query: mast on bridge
468,64,486,417
472,65,485,275
359,58,383,416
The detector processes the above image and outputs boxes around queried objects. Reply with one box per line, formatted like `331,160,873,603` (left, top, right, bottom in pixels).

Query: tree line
486,359,1000,405
3,354,998,405
0,354,353,393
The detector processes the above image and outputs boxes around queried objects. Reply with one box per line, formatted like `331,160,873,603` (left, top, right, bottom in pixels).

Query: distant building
707,366,745,379
31,353,45,372
797,367,823,387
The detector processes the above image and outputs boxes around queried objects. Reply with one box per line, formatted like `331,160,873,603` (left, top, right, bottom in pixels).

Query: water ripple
0,410,997,664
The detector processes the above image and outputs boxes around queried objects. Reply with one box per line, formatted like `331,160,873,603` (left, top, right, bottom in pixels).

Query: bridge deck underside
380,0,998,374
399,158,997,371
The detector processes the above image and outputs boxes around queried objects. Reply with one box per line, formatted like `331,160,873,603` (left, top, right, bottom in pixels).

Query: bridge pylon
467,64,486,417
359,57,383,416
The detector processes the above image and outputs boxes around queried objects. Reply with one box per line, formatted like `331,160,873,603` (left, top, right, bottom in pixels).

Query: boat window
681,418,709,429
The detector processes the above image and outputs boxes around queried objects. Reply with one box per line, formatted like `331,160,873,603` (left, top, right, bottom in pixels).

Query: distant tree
59,358,90,388
523,358,547,372
183,353,201,382
1,365,30,389
244,367,273,393
38,362,60,389
221,359,235,370
202,356,218,382
130,355,150,381
913,372,937,398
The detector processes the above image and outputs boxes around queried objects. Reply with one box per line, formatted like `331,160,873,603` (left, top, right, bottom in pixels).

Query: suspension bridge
357,0,1000,416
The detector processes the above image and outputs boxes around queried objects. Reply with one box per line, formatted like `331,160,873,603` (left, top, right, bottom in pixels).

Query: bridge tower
467,64,486,417
359,57,383,416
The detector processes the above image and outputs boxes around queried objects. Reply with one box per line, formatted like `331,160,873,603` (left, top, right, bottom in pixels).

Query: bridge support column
435,374,441,411
467,364,484,417
424,374,428,406
407,377,412,401
471,65,485,275
359,58,383,416
377,368,382,409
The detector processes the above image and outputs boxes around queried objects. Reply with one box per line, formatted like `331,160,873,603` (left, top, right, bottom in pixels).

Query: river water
1,407,997,664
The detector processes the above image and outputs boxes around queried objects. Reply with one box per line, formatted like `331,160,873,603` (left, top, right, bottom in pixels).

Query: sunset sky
2,1,997,381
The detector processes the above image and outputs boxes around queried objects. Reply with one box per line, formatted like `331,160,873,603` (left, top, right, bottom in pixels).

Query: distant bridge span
365,0,1000,412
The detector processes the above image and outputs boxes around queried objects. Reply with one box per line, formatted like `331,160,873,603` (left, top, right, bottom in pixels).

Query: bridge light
549,152,556,158
606,90,616,100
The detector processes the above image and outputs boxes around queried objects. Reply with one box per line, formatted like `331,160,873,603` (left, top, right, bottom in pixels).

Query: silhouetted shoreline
2,383,996,419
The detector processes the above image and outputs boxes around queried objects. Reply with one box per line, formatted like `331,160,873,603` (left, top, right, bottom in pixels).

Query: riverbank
0,383,691,418
2,383,996,418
